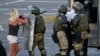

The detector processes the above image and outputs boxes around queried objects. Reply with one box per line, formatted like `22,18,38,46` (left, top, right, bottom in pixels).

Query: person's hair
9,9,18,22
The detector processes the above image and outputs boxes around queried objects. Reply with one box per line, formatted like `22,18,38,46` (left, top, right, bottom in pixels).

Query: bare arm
17,18,28,25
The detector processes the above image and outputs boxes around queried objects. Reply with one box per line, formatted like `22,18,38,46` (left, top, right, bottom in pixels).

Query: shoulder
54,15,60,21
73,14,81,21
79,14,88,18
74,15,81,18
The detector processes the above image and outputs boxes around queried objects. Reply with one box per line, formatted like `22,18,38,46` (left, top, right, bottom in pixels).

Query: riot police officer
72,2,89,56
66,2,89,56
24,6,47,56
53,5,70,56
74,0,93,20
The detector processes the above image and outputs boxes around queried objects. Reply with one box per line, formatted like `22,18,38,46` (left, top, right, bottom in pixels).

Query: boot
28,51,34,56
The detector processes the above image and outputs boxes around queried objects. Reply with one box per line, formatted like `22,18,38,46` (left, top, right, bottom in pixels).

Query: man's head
29,6,40,15
72,2,84,13
58,5,67,15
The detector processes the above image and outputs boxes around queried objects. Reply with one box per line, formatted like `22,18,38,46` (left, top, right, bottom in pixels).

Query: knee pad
73,43,83,50
40,49,47,56
73,43,84,56
57,31,68,49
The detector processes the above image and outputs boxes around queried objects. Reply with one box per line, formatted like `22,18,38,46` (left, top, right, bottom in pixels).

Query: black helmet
58,5,67,14
30,6,40,15
73,2,84,13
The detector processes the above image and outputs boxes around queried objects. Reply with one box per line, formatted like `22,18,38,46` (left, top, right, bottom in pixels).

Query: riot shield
22,14,35,51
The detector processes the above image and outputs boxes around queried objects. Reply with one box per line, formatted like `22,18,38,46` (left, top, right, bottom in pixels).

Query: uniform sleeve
39,16,46,33
53,16,60,32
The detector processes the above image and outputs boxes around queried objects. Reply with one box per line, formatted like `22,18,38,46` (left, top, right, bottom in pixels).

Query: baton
40,10,47,14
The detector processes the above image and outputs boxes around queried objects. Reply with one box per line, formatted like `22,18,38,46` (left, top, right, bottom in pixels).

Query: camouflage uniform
70,2,89,56
53,5,69,56
27,6,47,56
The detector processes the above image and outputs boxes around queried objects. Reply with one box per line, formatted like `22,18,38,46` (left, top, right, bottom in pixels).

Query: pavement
0,0,100,56
0,23,100,56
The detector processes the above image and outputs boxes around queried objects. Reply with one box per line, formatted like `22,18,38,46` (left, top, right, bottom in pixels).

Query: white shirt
66,10,77,34
66,10,76,22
